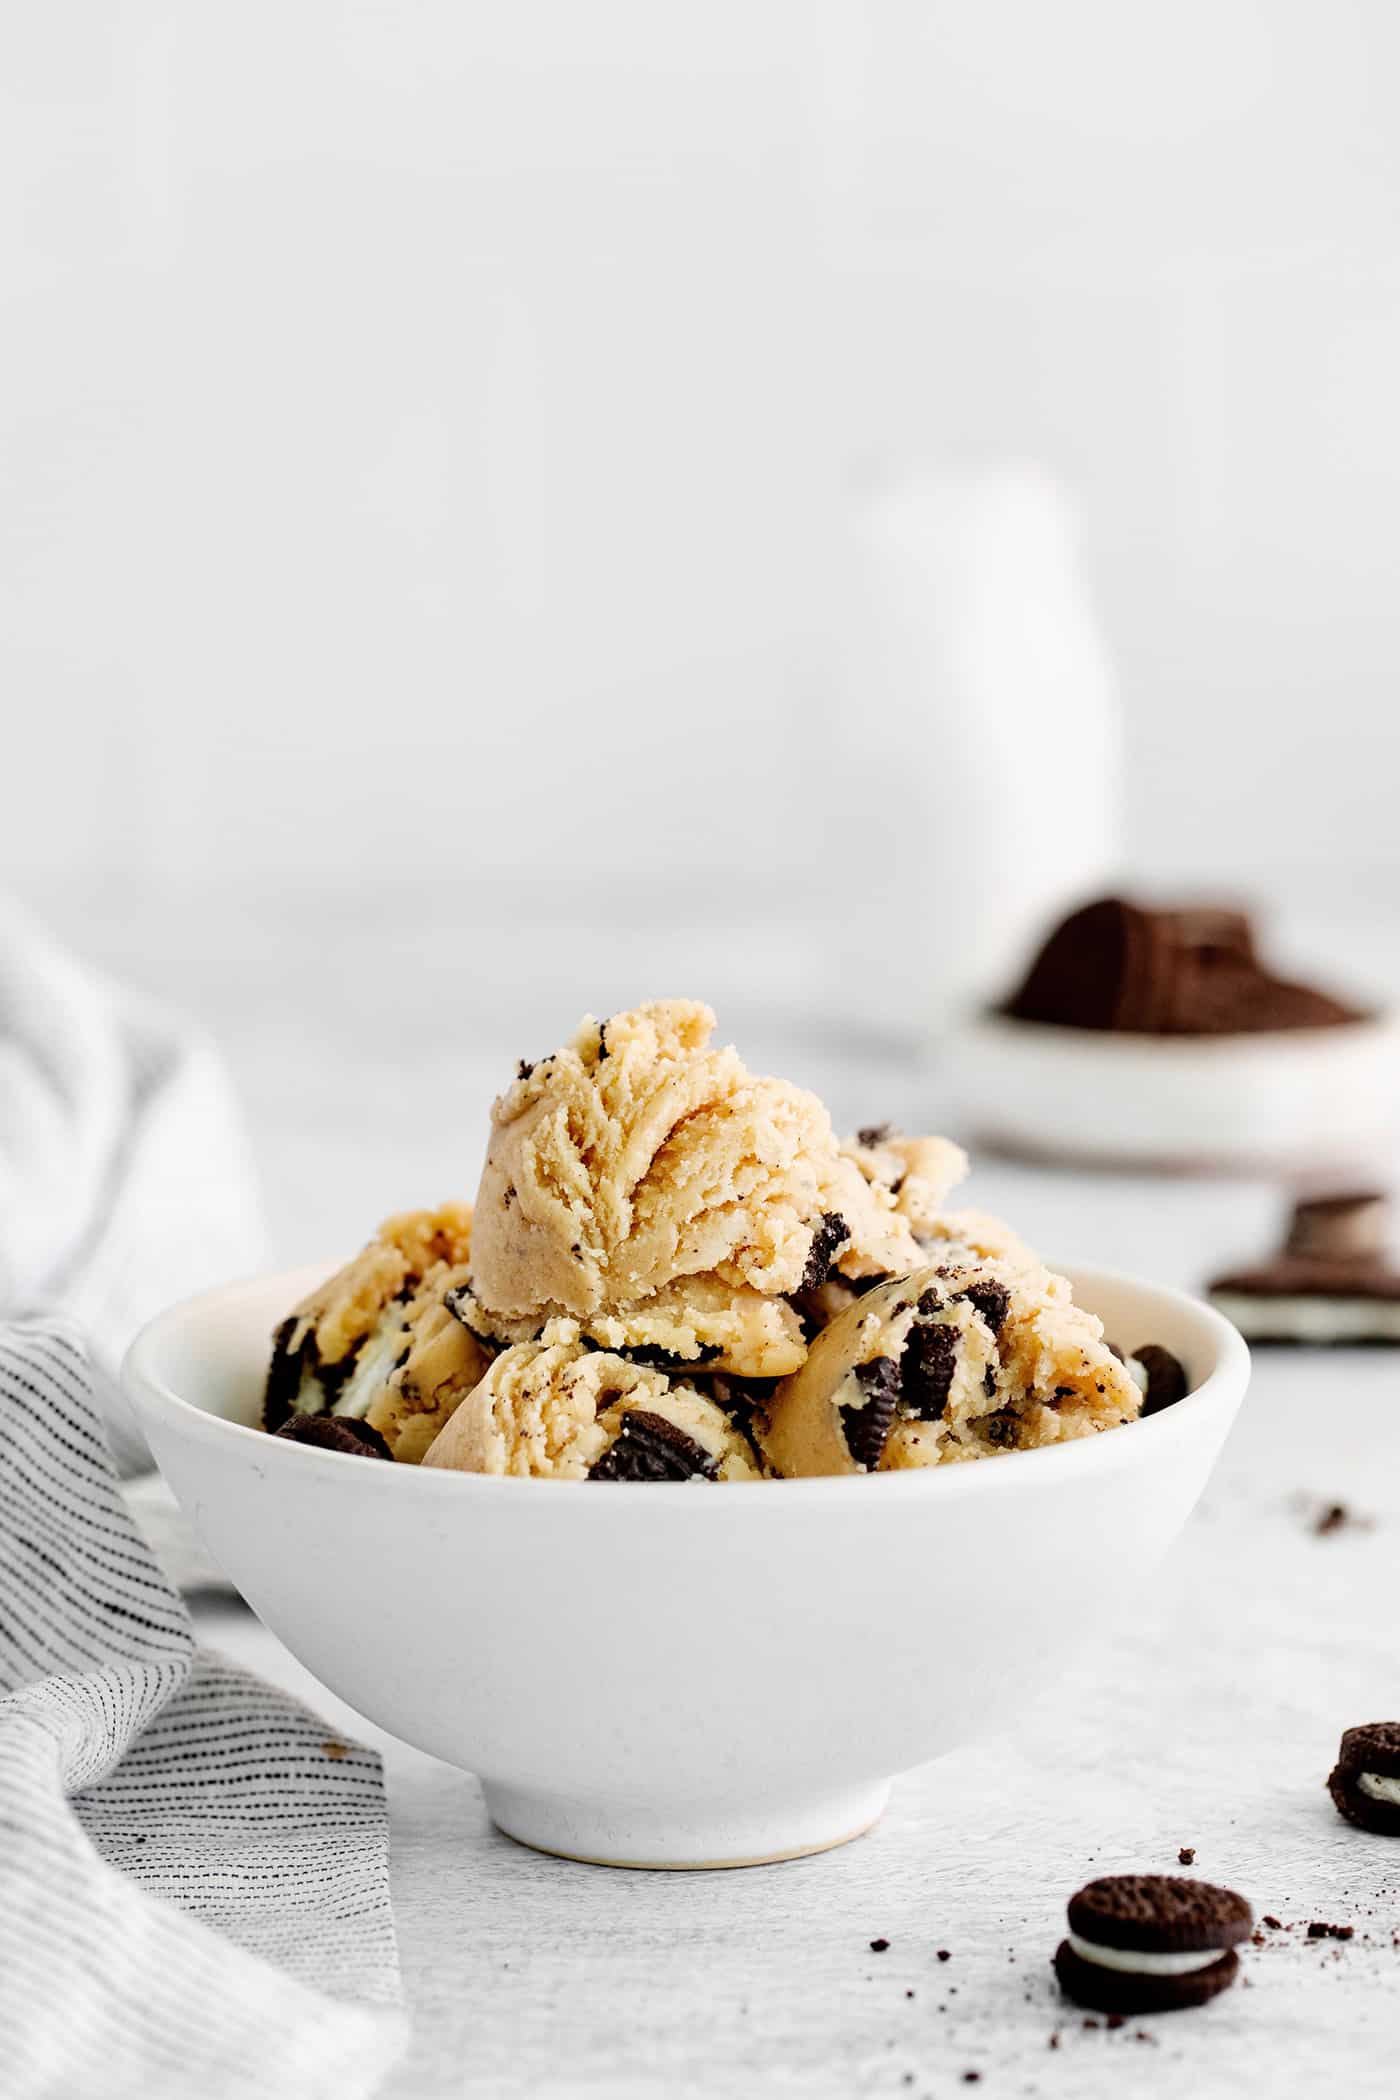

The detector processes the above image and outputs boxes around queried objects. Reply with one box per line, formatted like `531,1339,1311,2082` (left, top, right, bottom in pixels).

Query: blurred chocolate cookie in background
1209,1192,1400,1345
1004,895,1368,1036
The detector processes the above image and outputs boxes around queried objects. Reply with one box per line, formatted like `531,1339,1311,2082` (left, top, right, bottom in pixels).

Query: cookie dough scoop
421,1340,764,1481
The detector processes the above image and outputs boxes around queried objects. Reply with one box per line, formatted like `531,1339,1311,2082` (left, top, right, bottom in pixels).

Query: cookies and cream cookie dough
420,1341,763,1481
259,1001,1187,1476
762,1263,1140,1477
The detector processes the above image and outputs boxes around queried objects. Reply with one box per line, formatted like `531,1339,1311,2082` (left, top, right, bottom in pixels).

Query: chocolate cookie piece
1005,898,1163,1033
839,1355,900,1469
801,1212,851,1292
1327,1722,1400,1835
588,1409,719,1482
1209,1192,1400,1344
273,1413,393,1459
1004,895,1367,1037
264,1315,311,1431
1132,1344,1189,1417
1054,1875,1251,2015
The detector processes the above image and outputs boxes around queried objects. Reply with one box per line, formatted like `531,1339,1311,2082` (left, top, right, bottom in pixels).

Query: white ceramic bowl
947,1011,1400,1171
124,1263,1248,1870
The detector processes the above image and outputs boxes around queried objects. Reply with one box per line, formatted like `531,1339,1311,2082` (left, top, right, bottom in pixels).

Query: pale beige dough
469,1001,936,1325
362,1264,494,1463
447,1271,805,1379
762,1262,1140,1477
422,1340,763,1480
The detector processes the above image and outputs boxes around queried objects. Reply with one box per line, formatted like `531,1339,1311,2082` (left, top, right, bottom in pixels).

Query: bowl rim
122,1259,1250,1508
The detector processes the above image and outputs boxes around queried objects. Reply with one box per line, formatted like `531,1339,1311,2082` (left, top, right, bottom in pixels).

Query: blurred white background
4,1,1400,1246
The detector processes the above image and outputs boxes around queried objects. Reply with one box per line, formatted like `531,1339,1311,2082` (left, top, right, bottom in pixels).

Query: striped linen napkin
0,1320,407,2099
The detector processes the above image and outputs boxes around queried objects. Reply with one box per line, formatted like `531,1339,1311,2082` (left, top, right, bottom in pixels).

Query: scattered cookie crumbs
870,1938,890,1953
320,1739,350,1760
1298,1495,1374,1536
1177,1846,1195,1865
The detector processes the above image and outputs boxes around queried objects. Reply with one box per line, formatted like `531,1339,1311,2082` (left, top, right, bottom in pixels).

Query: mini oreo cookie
588,1410,718,1482
273,1413,393,1459
1054,1874,1251,2015
1328,1722,1400,1835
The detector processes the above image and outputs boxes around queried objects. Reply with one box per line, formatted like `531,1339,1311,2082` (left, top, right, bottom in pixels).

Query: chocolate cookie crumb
1262,1915,1282,1931
1178,1847,1196,1866
870,1938,890,1953
857,1123,894,1148
516,1058,535,1080
801,1211,850,1291
936,1949,951,1963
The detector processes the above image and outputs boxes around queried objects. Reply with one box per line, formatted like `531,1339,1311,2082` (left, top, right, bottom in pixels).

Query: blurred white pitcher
844,462,1121,1029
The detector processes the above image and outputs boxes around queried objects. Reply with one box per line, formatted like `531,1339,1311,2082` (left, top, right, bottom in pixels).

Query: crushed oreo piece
597,1020,610,1061
856,1123,895,1149
588,1409,718,1482
801,1212,851,1292
901,1320,959,1422
839,1356,900,1469
917,1287,944,1316
956,1279,1011,1338
263,1315,309,1431
978,1409,1021,1448
618,1342,723,1370
1135,1343,1189,1416
273,1413,392,1459
983,1365,997,1398
516,1058,535,1081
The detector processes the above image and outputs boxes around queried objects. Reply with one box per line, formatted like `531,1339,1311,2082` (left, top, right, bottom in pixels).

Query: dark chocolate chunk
1135,1344,1189,1416
587,1409,718,1482
901,1319,958,1421
839,1356,900,1470
801,1212,851,1292
1328,1721,1400,1834
273,1413,392,1459
956,1279,1011,1338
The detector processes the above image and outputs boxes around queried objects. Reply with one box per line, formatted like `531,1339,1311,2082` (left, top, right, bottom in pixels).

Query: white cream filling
1358,1771,1400,1807
1210,1291,1400,1343
1066,1932,1225,1977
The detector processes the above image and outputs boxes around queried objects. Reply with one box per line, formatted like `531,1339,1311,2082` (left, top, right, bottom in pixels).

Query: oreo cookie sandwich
1209,1191,1400,1344
1328,1722,1400,1834
1054,1874,1252,2014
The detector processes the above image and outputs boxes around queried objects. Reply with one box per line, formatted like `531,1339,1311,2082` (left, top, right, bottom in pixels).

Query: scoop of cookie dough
469,1002,940,1325
420,1340,763,1481
762,1262,1140,1476
264,1203,476,1436
447,1271,806,1379
361,1265,495,1463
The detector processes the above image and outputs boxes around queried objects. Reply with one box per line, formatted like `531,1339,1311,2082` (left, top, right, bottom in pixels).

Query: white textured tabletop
51,887,1400,2099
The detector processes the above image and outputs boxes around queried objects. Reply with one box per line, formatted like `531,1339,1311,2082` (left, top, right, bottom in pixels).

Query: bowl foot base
482,1777,891,1870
